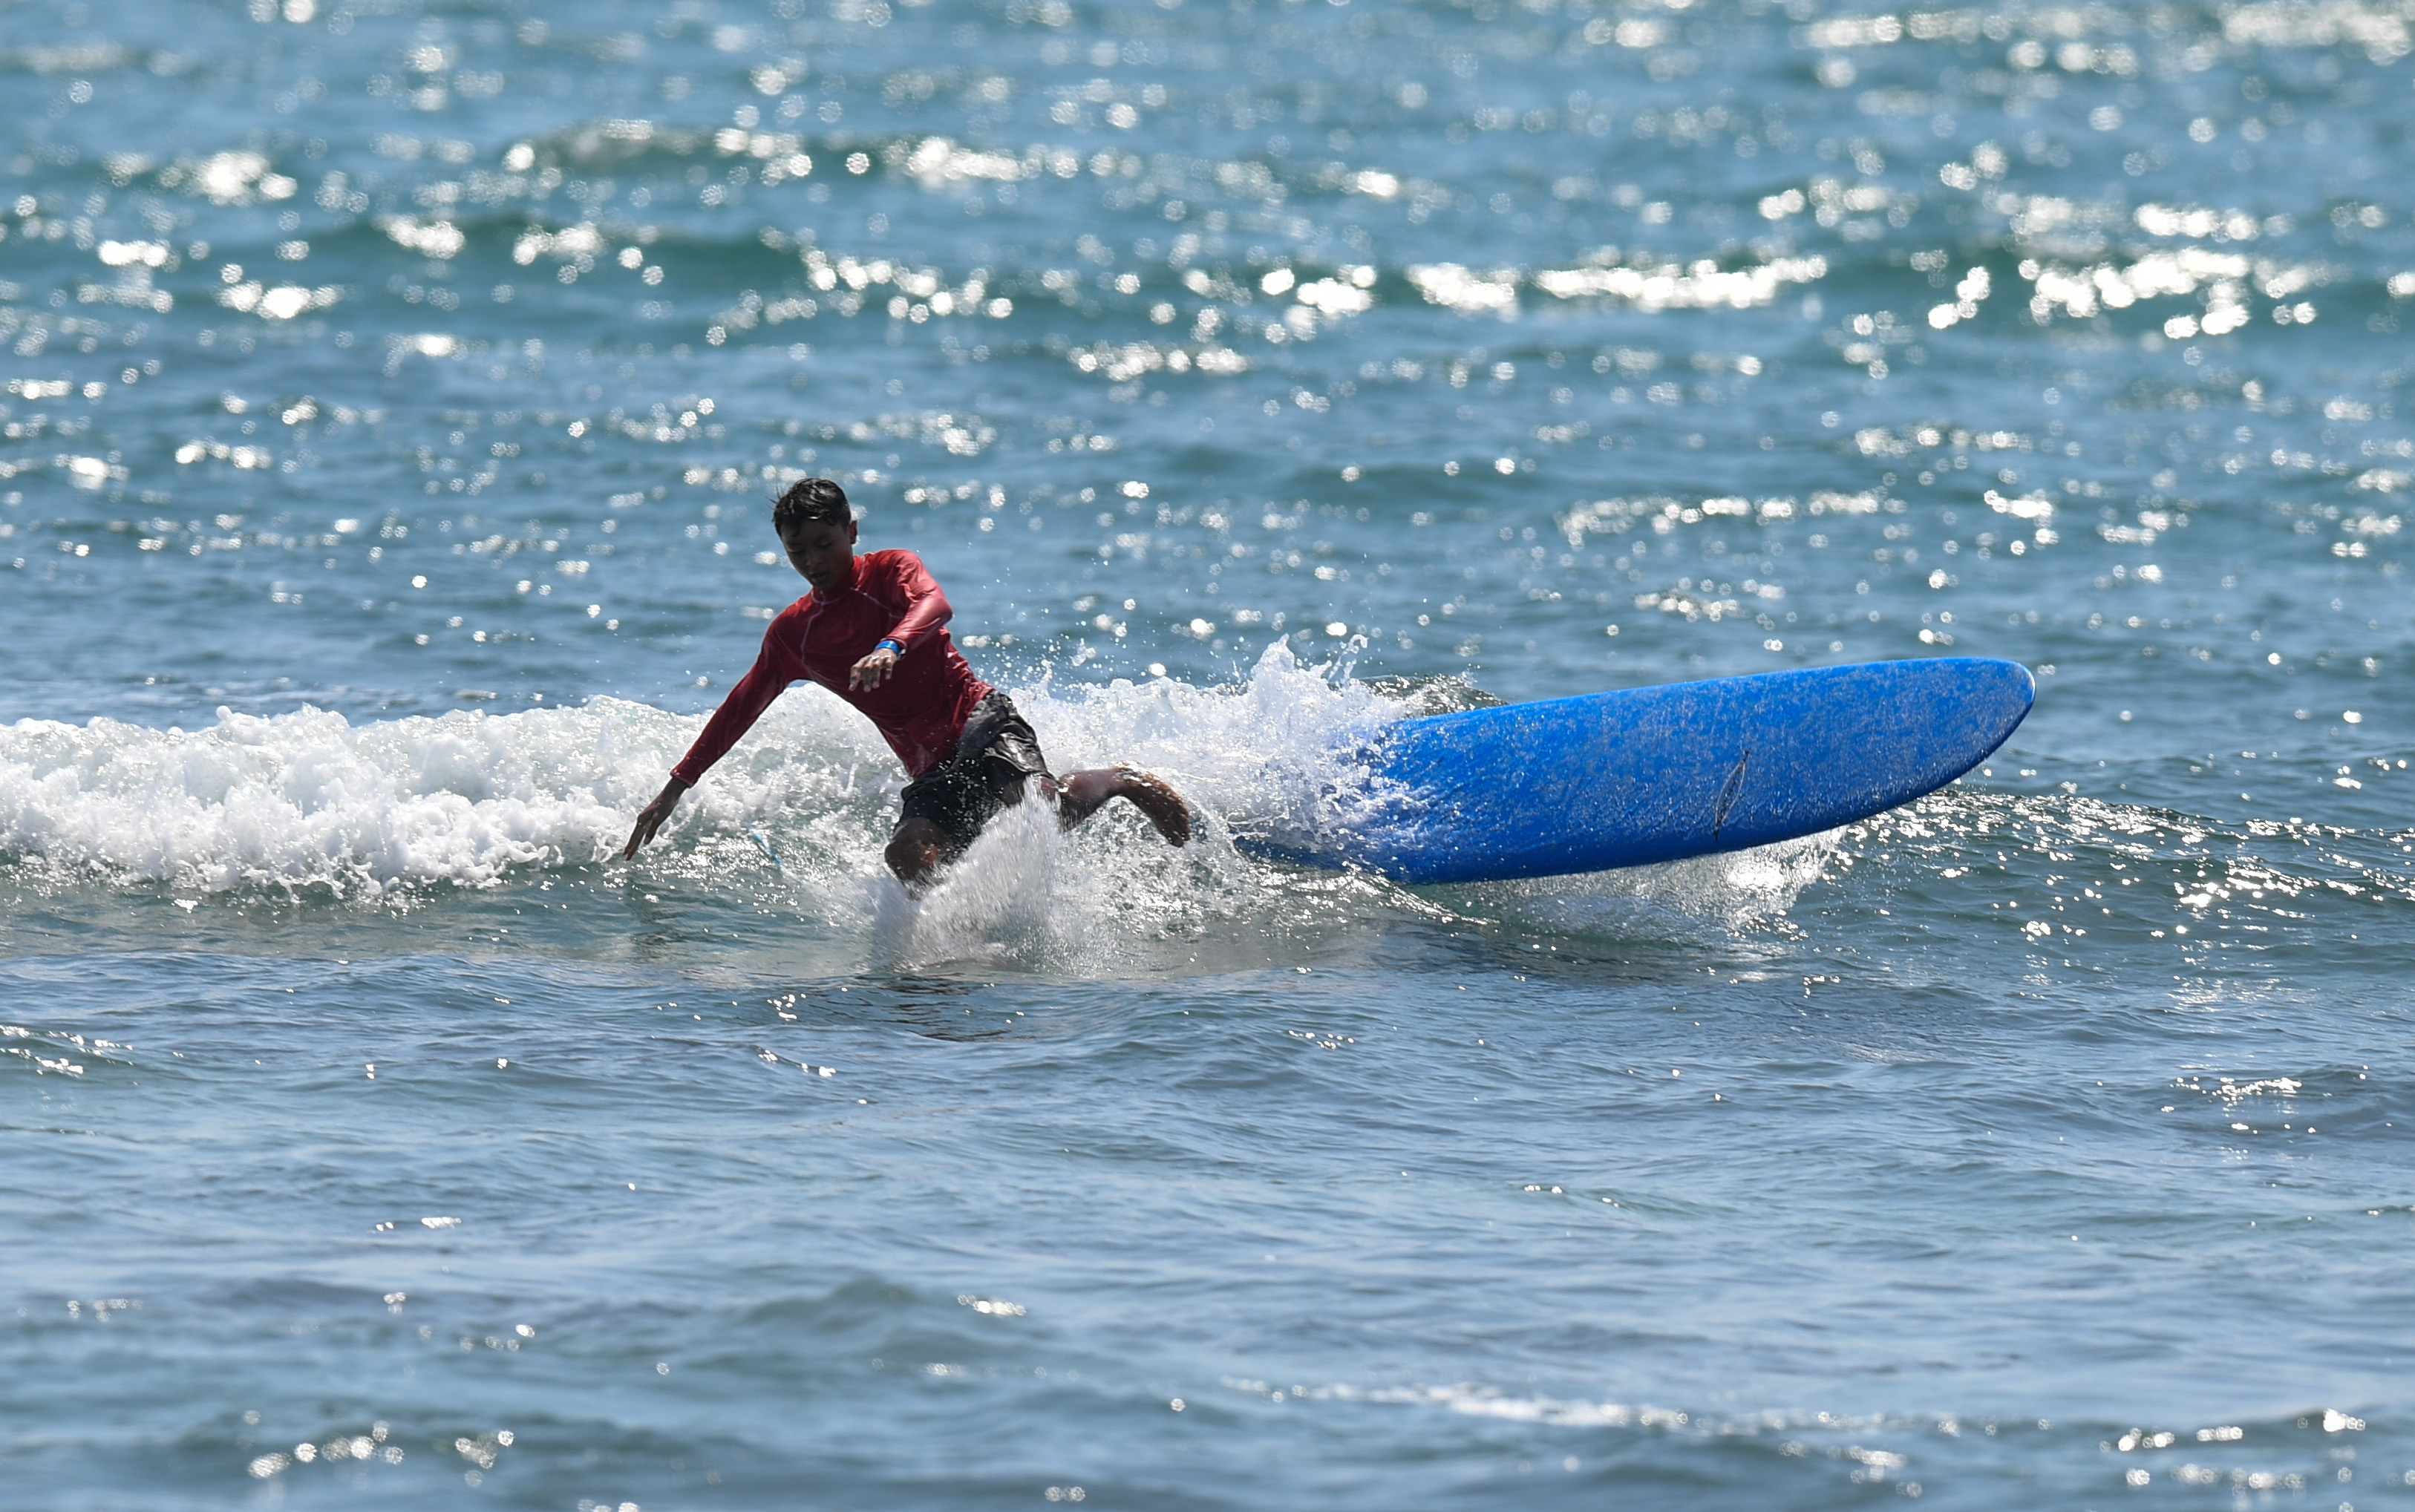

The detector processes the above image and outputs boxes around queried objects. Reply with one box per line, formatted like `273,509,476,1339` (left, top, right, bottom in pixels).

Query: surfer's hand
623,776,688,859
849,646,899,691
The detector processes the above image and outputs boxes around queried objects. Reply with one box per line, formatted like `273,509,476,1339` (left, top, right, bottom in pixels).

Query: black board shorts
896,692,1052,853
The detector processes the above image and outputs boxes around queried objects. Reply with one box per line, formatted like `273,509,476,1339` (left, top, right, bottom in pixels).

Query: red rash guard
669,549,993,785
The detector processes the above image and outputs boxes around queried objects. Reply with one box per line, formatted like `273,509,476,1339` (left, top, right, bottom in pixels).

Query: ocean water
4,0,2413,1504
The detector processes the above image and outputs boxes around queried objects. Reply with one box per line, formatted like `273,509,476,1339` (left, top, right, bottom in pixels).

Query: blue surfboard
1243,658,2033,884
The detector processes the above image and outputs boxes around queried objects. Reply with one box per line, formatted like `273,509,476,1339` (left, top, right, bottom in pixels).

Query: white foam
0,644,1829,949
0,644,1377,900
1467,835,1840,938
4,698,650,895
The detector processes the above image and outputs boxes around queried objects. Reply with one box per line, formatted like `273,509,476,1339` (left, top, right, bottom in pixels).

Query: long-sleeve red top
670,549,993,785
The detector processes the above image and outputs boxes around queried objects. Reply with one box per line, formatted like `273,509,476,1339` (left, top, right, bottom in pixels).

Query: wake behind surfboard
1238,658,2033,885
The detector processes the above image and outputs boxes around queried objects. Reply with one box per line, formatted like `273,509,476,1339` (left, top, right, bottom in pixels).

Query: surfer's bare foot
884,815,952,888
1050,766,1192,846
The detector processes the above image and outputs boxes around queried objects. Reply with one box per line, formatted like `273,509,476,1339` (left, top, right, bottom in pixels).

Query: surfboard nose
1936,656,2035,746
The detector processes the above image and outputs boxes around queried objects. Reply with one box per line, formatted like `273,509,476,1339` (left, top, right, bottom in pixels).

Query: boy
621,478,1191,886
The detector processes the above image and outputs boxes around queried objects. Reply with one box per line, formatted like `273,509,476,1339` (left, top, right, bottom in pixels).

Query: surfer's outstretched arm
623,775,690,858
1046,766,1192,846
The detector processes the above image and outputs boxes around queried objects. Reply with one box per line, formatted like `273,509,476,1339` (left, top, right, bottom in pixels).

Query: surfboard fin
747,827,791,879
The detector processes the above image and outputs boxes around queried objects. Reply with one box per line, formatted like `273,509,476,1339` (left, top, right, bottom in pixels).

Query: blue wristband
876,638,904,655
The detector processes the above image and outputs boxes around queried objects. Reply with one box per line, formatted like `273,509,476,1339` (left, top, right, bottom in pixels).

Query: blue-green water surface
4,0,2414,1505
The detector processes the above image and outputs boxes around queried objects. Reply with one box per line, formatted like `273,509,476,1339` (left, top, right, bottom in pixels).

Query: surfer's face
779,517,857,592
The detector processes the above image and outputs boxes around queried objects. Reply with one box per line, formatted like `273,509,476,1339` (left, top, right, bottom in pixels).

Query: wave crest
0,645,1390,900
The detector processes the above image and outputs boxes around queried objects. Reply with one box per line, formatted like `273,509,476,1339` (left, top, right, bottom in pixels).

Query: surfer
621,478,1192,886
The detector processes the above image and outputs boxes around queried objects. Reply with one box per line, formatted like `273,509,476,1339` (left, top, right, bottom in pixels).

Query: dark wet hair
772,477,851,532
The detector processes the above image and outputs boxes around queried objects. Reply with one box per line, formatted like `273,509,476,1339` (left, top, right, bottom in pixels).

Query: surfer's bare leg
887,768,1187,889
884,815,954,887
1045,767,1192,846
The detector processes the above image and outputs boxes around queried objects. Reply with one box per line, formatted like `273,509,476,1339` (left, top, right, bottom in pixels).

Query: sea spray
0,645,1846,955
0,644,1390,899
